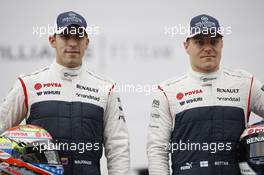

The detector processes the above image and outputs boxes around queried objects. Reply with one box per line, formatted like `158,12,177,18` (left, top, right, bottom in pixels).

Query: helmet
0,124,64,175
238,121,264,175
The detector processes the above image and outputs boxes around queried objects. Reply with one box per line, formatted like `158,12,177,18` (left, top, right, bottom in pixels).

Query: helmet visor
22,140,61,165
240,132,264,159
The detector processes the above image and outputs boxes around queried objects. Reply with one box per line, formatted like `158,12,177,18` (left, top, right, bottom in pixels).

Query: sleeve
147,86,172,175
0,79,27,134
250,77,264,117
103,84,130,175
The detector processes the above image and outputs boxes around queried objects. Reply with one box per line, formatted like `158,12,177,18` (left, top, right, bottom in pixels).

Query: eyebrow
193,36,220,40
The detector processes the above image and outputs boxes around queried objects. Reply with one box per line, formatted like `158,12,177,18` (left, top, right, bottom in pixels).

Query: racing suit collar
51,61,82,80
189,68,221,84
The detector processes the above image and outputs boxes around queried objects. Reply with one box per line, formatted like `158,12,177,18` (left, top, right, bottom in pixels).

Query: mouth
200,55,216,59
64,50,80,54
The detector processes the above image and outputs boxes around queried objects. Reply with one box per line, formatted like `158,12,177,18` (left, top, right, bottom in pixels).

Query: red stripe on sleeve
18,78,28,112
108,84,115,96
158,85,168,98
247,77,254,122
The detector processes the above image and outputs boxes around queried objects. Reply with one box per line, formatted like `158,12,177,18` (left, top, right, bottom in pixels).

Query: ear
49,35,56,48
184,41,189,53
85,37,89,49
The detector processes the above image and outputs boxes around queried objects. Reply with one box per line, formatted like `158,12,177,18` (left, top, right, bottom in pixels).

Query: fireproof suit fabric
0,61,130,175
147,68,264,175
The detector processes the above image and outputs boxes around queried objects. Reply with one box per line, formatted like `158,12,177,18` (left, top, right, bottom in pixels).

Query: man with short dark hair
0,11,130,175
147,14,264,175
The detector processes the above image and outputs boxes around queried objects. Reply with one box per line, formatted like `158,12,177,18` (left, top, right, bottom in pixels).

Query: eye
210,38,220,46
194,39,204,46
76,33,86,39
59,33,71,40
59,33,85,40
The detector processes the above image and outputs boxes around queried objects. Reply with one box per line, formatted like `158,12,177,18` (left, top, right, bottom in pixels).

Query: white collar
189,67,222,83
51,61,83,80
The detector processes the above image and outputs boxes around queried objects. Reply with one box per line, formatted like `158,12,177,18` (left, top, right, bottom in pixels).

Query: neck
191,65,219,74
55,59,81,69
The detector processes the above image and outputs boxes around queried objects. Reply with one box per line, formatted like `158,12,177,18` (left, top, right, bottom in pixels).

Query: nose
68,38,78,47
203,42,213,54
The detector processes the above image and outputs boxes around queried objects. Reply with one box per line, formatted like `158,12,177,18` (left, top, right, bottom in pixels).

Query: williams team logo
179,97,203,106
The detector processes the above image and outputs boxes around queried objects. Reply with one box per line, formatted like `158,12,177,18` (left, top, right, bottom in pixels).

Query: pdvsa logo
34,83,42,90
176,93,184,100
248,127,264,135
176,89,203,100
34,83,62,90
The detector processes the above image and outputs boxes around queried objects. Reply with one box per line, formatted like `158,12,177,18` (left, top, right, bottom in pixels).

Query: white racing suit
0,61,130,175
147,68,264,175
